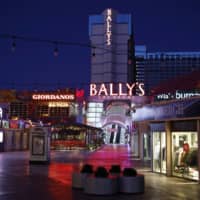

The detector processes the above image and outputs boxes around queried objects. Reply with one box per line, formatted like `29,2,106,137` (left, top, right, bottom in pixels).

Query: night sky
0,0,200,91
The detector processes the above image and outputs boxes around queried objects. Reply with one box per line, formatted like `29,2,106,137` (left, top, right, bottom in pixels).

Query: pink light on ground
83,144,133,170
48,163,74,185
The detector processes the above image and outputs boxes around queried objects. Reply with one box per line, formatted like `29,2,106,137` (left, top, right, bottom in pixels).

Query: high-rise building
89,8,135,84
87,9,148,146
135,46,200,95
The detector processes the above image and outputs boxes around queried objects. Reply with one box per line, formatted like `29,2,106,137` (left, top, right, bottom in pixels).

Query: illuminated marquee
106,8,112,46
32,94,75,101
90,83,145,96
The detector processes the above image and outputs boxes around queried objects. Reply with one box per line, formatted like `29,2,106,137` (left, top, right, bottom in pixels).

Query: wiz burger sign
90,83,145,97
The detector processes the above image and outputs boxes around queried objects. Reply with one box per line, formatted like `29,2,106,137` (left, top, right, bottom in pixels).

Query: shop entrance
152,132,166,174
172,131,198,180
102,123,129,144
102,100,132,145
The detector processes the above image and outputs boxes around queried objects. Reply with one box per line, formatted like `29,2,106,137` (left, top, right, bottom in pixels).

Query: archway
102,122,130,144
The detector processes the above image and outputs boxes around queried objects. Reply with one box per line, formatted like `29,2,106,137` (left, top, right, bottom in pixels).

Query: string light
0,33,133,90
92,46,96,57
0,33,124,57
11,36,16,52
53,42,59,57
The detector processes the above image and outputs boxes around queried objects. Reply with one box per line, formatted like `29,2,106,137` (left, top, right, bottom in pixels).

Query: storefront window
153,132,166,173
143,133,150,160
161,133,166,173
172,132,198,180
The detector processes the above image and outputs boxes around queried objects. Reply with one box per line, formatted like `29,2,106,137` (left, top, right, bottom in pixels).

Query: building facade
87,9,147,145
0,89,85,125
87,10,200,182
135,45,200,95
89,8,135,84
134,97,200,181
0,89,87,152
86,8,140,144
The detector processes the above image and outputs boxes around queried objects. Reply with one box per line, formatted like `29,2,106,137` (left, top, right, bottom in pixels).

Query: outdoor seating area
72,164,145,195
51,123,103,150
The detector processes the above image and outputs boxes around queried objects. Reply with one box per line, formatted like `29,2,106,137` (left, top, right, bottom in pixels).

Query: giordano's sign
32,93,75,101
90,83,145,97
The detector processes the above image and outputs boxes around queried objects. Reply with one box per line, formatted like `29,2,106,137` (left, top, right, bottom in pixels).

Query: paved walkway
0,145,199,200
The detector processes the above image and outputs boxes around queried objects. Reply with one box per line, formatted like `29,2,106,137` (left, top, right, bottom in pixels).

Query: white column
165,121,172,177
197,120,200,183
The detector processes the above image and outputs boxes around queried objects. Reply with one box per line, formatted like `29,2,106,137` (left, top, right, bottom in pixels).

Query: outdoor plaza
0,145,199,200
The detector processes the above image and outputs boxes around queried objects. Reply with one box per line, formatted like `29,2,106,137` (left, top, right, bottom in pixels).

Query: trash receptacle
29,126,50,164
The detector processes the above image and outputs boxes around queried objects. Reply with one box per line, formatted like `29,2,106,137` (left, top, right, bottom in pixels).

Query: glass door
152,132,166,174
143,133,151,160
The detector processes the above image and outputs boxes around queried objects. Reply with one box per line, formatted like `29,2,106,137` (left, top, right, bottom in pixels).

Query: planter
84,176,119,195
72,164,93,189
72,172,89,189
119,174,144,194
109,165,121,177
109,165,121,173
110,172,121,177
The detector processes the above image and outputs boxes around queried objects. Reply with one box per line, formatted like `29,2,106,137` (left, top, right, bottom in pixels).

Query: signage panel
106,8,112,46
32,94,75,101
90,83,145,97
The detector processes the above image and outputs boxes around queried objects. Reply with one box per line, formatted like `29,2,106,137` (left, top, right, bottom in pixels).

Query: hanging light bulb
53,42,59,57
54,47,59,57
11,36,16,52
92,46,96,57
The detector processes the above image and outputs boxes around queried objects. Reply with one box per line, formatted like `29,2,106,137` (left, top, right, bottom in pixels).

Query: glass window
153,132,166,174
172,132,198,180
88,107,96,113
143,133,150,160
96,108,103,112
87,113,96,118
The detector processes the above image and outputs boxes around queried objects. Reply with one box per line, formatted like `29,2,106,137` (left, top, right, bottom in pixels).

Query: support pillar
165,121,172,177
197,120,200,183
139,130,143,159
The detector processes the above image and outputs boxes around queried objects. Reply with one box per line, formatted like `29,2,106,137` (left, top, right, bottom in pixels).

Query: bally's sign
106,8,112,46
90,83,145,97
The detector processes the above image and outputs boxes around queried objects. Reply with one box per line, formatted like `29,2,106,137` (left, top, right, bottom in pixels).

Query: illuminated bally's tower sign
106,8,112,46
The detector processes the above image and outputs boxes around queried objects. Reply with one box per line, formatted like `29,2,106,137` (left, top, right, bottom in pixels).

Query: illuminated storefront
0,89,86,151
3,89,85,124
152,131,166,173
86,98,132,145
172,131,198,180
50,123,102,150
86,83,149,145
31,90,77,123
134,97,200,181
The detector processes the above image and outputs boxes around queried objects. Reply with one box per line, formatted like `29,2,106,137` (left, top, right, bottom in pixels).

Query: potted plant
119,168,144,194
123,167,137,176
72,164,93,189
109,165,121,176
84,166,118,195
95,166,109,178
80,164,93,173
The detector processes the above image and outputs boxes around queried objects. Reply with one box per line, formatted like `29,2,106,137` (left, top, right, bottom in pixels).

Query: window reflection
172,132,198,180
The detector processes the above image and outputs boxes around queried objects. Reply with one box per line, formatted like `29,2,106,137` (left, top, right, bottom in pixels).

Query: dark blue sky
0,0,200,90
